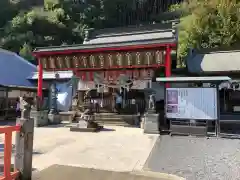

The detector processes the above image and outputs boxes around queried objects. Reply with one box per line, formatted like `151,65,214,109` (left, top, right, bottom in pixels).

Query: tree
19,43,35,61
170,0,240,64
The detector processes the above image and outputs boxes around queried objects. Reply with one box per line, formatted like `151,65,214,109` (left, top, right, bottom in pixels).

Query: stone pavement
30,125,158,172
145,135,240,180
33,164,184,180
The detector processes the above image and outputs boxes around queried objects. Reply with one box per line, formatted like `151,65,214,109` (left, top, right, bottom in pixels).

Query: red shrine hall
33,22,177,112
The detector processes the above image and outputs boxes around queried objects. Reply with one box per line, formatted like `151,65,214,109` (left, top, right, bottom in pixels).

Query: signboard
166,88,217,120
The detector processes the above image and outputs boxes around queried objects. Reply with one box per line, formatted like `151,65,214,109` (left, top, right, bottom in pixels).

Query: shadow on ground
33,164,180,180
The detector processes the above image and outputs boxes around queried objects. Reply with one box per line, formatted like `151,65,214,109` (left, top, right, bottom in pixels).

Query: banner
166,88,217,120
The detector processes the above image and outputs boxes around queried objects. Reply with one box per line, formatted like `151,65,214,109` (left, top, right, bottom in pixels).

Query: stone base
70,127,100,132
48,114,61,124
59,111,76,123
70,120,103,132
30,110,49,127
143,113,159,134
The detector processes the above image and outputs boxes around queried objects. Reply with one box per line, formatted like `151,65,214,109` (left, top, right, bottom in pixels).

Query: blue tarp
0,49,37,87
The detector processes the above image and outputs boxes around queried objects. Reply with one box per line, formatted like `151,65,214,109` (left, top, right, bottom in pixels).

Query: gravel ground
144,136,240,180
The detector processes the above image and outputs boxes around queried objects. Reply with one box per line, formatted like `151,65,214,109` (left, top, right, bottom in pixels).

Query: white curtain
56,82,73,112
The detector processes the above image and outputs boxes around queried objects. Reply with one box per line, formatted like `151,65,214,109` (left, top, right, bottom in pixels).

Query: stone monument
143,93,159,134
30,96,49,127
70,92,103,132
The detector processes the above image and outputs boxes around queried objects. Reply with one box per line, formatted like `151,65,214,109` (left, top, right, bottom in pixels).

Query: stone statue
148,94,155,110
31,96,38,111
72,95,79,111
20,96,31,119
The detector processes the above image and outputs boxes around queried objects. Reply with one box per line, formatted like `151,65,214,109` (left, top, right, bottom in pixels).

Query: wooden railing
0,117,34,180
0,125,21,180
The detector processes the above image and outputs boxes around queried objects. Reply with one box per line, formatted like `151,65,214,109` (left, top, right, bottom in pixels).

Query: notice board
166,88,217,120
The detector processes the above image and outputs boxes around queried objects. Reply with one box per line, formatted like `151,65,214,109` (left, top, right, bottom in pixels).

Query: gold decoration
126,53,132,66
146,52,152,65
49,56,55,69
65,56,71,68
41,58,47,69
136,52,141,65
108,54,113,67
116,53,122,66
82,56,87,68
73,56,79,68
56,57,62,68
156,51,163,64
99,54,104,68
90,55,95,68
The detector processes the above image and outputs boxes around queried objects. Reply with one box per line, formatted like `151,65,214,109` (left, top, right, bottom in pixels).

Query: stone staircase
75,113,139,127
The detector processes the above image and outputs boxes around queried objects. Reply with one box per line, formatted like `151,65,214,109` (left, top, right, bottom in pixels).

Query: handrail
0,125,21,180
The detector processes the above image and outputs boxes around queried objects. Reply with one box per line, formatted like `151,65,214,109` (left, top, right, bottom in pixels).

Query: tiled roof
0,49,36,87
28,71,73,80
187,49,240,73
33,22,178,53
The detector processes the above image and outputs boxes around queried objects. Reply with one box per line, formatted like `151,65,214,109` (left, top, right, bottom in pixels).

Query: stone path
26,125,158,172
144,135,240,180
33,164,183,180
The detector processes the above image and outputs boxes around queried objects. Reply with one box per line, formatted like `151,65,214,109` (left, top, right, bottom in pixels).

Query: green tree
19,43,35,61
171,0,240,64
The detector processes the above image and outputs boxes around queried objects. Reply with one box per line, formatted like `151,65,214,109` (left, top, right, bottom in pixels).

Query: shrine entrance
33,22,178,117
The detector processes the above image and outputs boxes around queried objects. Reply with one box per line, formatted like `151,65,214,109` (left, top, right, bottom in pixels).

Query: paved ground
7,124,157,172
144,135,240,180
33,164,183,180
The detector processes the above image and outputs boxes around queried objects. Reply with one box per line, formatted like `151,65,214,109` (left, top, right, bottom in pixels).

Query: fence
0,118,34,180
0,125,21,180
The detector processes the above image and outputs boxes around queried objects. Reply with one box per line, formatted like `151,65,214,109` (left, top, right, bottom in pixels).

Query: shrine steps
74,113,139,127
94,113,139,127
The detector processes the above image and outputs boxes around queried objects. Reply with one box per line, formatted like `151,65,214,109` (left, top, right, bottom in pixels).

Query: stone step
95,121,130,126
76,116,124,121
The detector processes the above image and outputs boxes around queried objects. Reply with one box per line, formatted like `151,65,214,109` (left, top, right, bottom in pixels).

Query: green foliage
171,0,240,63
19,43,35,61
0,0,181,62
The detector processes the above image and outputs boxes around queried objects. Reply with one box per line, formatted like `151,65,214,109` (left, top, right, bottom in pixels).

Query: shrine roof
187,48,240,74
33,22,177,54
0,49,36,87
28,71,73,80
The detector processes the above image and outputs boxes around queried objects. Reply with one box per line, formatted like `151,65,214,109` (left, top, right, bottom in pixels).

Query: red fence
0,125,21,180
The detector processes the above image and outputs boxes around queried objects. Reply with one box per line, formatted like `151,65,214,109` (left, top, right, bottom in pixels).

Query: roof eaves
33,37,177,53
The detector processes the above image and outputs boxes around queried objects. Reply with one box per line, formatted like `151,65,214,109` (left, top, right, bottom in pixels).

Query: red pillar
37,58,43,100
165,45,172,88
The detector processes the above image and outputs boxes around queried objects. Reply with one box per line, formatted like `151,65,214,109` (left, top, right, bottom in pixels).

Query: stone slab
31,110,48,127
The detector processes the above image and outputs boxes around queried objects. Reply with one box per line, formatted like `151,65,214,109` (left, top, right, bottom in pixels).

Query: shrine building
33,22,178,113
